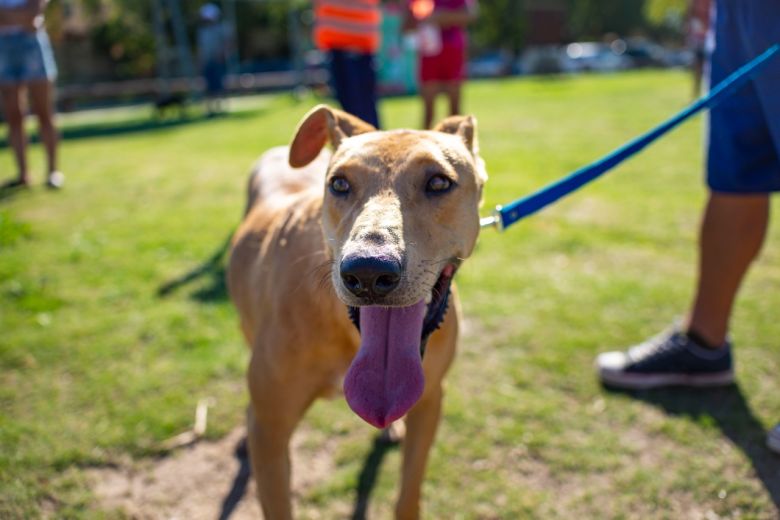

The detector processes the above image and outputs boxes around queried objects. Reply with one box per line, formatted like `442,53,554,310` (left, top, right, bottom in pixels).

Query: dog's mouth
343,263,457,429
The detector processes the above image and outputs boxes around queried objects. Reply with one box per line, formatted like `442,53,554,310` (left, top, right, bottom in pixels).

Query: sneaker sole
599,369,735,390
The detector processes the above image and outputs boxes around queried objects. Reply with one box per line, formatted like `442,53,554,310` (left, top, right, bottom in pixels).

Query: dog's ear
434,114,487,200
289,105,376,168
433,115,478,156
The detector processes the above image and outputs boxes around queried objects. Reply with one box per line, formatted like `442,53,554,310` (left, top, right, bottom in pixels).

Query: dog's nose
340,255,401,299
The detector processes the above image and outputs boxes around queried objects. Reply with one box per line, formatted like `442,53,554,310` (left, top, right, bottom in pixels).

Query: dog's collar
347,287,451,358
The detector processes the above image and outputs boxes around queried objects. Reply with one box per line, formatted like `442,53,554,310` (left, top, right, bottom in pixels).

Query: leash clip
479,205,504,232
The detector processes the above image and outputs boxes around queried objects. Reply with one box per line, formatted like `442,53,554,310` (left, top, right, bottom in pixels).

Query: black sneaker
768,423,780,455
596,326,734,389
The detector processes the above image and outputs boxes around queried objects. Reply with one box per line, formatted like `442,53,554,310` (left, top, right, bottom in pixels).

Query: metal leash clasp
479,205,504,232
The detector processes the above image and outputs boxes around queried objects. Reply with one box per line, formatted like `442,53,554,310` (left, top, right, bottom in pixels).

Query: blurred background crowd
13,0,707,113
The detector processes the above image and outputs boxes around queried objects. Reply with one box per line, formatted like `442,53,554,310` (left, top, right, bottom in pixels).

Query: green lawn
2,71,779,519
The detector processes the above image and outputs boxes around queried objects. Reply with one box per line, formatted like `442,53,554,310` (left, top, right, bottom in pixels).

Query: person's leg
418,53,440,129
203,61,227,116
443,81,461,117
439,43,466,118
343,52,379,128
27,80,59,178
420,82,438,129
692,49,705,99
328,49,350,113
686,192,769,346
0,84,29,185
203,63,217,116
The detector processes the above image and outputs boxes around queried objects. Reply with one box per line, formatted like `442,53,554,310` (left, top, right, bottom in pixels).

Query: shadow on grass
0,98,294,148
605,384,780,509
0,181,29,203
218,435,251,520
215,431,399,519
351,433,400,520
157,231,233,303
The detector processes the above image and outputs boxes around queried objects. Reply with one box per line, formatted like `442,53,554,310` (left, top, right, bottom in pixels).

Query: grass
2,71,779,519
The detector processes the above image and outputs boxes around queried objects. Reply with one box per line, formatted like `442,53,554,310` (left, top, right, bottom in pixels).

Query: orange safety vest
314,0,381,54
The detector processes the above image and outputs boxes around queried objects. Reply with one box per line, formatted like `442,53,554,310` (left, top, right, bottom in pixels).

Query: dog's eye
426,174,454,194
329,177,350,195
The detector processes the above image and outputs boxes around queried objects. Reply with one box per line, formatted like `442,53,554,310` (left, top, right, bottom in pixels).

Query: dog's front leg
395,383,444,520
395,307,458,520
247,406,296,519
247,348,316,520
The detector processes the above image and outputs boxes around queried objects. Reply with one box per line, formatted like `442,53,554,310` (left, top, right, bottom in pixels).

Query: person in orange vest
313,0,381,128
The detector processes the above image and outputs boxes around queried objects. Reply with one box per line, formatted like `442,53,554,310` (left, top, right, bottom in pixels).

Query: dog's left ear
289,105,376,168
433,115,478,156
434,114,487,199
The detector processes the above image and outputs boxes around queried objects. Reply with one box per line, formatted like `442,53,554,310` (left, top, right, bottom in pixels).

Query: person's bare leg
685,192,770,346
420,82,438,129
28,80,59,178
443,81,461,116
692,55,704,99
1,85,29,184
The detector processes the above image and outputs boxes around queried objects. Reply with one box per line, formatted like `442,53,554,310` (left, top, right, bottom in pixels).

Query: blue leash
480,44,780,232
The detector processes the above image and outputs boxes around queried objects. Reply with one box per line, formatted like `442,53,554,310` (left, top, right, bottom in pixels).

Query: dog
153,92,188,120
227,105,486,519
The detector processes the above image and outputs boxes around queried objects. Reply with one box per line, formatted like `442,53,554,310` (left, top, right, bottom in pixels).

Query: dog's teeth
424,293,432,304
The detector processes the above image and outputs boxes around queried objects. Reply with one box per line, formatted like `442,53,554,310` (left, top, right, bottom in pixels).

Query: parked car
467,51,512,78
564,42,633,73
662,48,695,68
516,45,568,75
617,38,668,68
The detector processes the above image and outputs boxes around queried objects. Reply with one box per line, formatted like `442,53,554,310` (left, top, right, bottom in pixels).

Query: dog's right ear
289,105,376,168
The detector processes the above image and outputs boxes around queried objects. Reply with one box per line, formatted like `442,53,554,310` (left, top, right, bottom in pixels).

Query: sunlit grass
2,70,779,518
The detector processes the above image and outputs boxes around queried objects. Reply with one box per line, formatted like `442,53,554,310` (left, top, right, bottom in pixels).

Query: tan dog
227,105,486,519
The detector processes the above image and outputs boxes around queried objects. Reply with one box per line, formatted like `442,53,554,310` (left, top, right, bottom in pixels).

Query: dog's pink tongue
343,300,426,429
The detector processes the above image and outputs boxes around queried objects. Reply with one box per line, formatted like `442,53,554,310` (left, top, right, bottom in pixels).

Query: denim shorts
0,29,58,85
706,0,780,193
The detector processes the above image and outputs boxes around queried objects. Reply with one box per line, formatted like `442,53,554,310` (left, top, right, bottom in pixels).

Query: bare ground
86,319,780,520
88,425,343,520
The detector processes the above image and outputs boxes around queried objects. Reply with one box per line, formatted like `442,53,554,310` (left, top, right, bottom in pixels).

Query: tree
566,0,647,40
470,0,526,57
644,0,687,40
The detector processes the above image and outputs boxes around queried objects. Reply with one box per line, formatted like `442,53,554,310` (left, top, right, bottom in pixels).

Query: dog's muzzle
342,263,456,428
346,264,455,357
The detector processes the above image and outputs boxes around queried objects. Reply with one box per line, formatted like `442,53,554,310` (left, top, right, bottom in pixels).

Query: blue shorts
706,0,780,193
0,29,58,85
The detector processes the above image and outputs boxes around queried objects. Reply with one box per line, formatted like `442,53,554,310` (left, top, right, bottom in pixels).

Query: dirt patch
89,425,336,519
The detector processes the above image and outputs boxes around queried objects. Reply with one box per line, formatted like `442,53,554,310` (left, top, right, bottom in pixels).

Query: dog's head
289,105,487,428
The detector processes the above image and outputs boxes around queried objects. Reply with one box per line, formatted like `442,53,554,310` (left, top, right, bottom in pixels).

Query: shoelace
627,332,684,364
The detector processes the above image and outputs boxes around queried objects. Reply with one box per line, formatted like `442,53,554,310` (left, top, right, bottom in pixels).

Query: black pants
328,49,380,128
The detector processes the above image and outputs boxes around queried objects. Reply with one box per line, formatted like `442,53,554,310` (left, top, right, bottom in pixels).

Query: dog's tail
243,146,286,216
244,166,263,217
